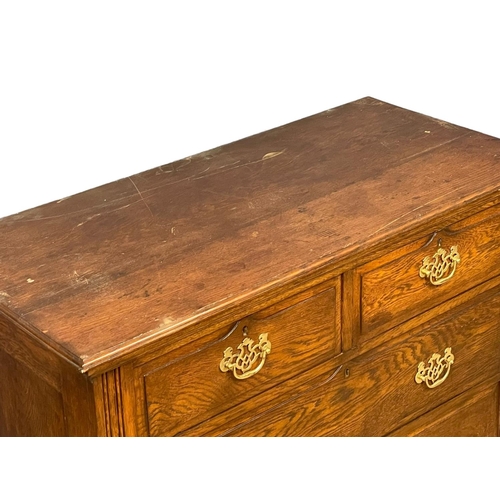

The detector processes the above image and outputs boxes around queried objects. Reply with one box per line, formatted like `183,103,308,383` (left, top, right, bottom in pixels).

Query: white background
1,1,498,496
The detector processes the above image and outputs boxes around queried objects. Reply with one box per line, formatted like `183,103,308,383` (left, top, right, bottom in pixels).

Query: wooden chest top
1,97,499,371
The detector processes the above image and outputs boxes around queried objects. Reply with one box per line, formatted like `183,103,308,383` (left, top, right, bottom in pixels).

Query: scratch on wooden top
128,177,154,218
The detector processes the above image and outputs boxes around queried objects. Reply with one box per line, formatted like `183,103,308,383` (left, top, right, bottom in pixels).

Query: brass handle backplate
415,347,455,389
220,333,271,380
419,245,460,286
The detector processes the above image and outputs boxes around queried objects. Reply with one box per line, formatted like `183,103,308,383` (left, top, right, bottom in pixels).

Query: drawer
137,277,341,436
355,204,500,343
218,285,500,436
389,382,499,437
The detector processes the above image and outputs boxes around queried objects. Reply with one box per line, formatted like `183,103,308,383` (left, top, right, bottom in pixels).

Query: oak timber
1,97,499,375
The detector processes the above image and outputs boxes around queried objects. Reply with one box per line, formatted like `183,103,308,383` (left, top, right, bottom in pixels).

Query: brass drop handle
419,245,460,286
415,347,455,389
220,333,271,380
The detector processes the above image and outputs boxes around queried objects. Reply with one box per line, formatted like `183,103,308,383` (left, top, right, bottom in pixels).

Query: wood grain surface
0,347,65,436
389,382,499,437
220,286,500,437
0,310,97,436
358,203,500,340
1,96,499,371
143,279,340,435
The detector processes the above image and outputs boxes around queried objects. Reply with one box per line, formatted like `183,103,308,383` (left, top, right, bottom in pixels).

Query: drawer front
220,286,500,436
389,382,499,437
140,278,341,436
356,204,500,342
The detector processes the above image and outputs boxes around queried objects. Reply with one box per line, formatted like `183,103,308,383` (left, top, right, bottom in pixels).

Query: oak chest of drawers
1,97,500,436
